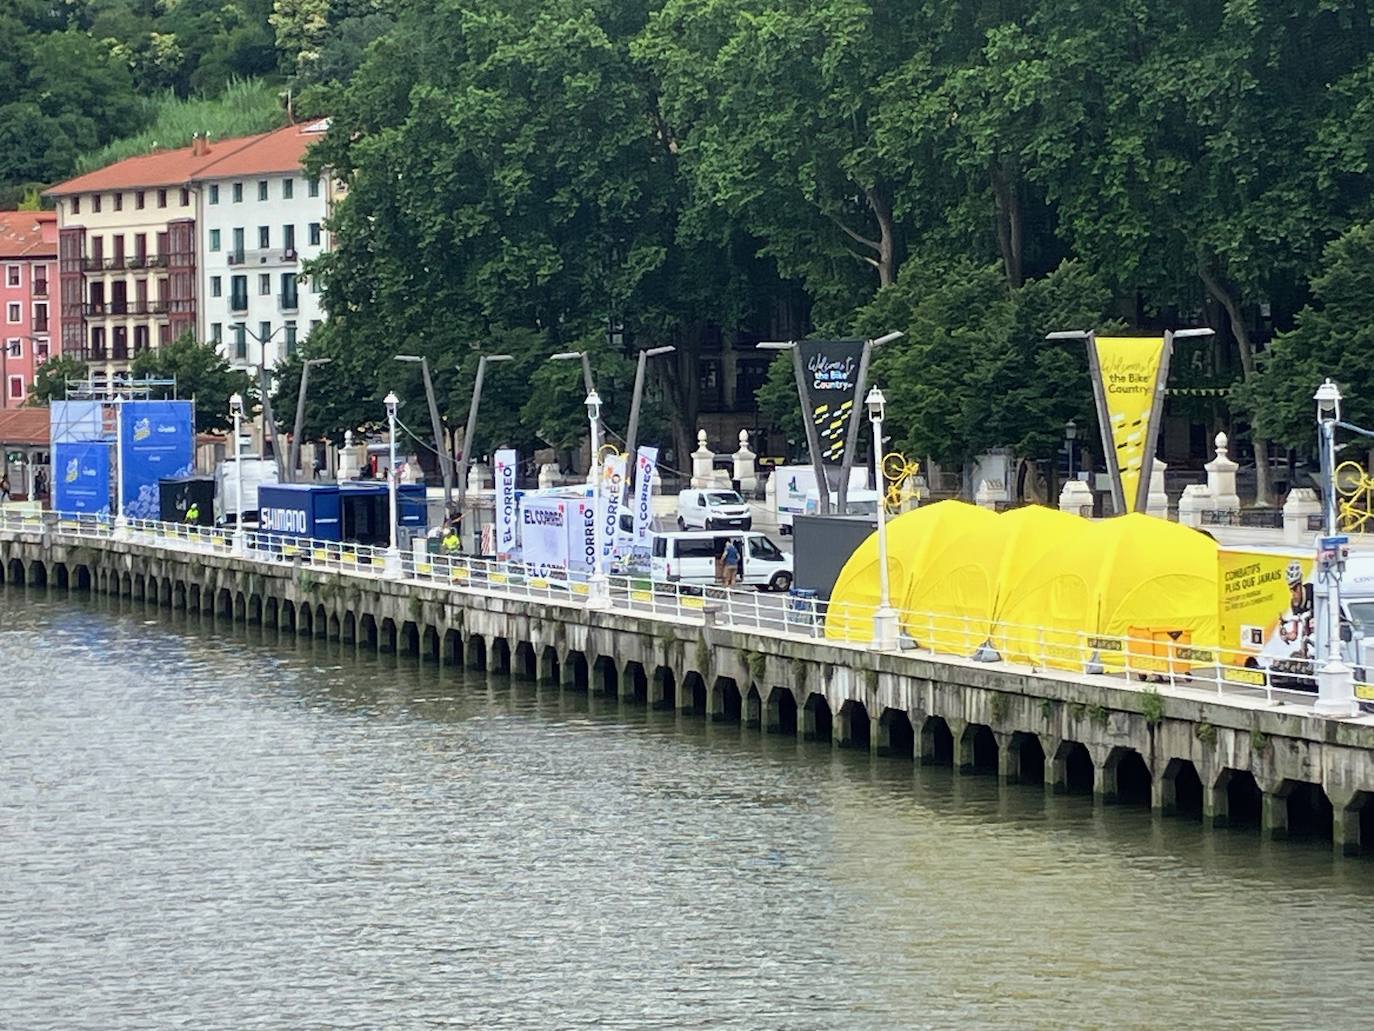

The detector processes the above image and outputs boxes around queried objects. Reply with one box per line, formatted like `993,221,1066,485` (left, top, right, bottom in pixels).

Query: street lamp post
236,322,288,483
867,386,899,650
1064,419,1078,480
288,357,332,483
1314,378,1357,716
622,345,675,501
550,351,599,481
395,354,452,512
384,390,402,578
113,394,127,535
229,391,245,554
585,388,611,609
454,353,513,552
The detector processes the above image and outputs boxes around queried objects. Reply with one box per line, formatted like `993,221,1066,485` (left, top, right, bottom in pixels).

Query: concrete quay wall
6,528,1374,857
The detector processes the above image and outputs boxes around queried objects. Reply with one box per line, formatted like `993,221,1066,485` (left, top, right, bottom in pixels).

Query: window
282,224,295,253
259,321,271,346
231,228,244,260
6,338,19,358
209,229,221,252
280,272,298,309
35,340,48,360
308,222,321,246
210,275,222,298
749,536,783,561
72,196,80,215
282,178,294,199
258,226,270,249
5,266,18,287
229,275,248,311
136,190,145,209
232,182,243,203
113,192,123,211
258,273,271,295
157,189,167,208
8,376,22,402
258,180,268,201
309,319,322,336
92,194,102,213
33,303,48,332
5,303,18,324
210,323,222,343
134,233,147,262
233,323,246,359
209,184,219,205
180,188,190,206
308,178,320,198
285,321,297,355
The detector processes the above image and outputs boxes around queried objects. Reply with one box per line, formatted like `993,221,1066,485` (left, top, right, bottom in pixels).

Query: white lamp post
384,390,402,578
866,386,900,650
113,394,128,537
229,391,245,554
1313,378,1357,716
585,388,611,608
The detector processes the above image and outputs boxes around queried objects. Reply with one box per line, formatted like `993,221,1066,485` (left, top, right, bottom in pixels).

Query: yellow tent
824,501,993,642
987,507,1101,668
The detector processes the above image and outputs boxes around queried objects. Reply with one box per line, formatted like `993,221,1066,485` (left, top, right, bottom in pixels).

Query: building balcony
278,292,299,312
33,319,49,333
228,294,249,313
227,248,298,268
33,281,48,298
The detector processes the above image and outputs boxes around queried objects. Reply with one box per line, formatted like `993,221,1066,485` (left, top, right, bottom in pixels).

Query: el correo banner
633,446,658,551
597,453,626,571
797,339,865,463
519,497,569,575
572,497,597,574
1091,336,1167,512
493,448,518,558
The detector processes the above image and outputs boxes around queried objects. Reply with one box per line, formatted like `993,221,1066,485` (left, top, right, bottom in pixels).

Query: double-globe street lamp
394,354,452,511
455,353,514,550
1313,379,1357,716
288,356,332,483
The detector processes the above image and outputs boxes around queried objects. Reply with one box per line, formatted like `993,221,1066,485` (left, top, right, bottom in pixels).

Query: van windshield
1348,600,1374,633
707,491,744,505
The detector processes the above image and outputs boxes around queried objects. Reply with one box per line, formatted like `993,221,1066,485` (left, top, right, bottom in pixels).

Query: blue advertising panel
53,442,110,516
120,400,194,519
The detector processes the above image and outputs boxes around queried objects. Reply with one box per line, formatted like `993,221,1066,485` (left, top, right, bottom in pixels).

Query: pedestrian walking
1,475,12,502
722,537,740,588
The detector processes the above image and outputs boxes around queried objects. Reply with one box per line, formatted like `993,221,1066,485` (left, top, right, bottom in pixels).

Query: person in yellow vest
442,525,460,554
185,501,201,524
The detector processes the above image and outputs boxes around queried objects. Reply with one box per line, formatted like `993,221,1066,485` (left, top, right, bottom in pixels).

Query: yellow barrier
630,590,652,603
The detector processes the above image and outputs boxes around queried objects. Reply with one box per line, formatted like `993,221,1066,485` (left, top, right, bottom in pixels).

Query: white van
214,456,279,526
651,530,793,591
676,488,752,530
772,465,869,533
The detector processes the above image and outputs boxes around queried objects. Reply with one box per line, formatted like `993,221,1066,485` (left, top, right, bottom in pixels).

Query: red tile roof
194,120,330,180
0,212,56,259
0,408,51,445
43,119,328,196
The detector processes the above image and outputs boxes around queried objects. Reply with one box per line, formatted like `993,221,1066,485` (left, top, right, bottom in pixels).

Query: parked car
650,530,793,591
676,488,752,530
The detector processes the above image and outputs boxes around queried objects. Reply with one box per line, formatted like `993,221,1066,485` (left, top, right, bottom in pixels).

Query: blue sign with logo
120,400,194,520
53,441,110,516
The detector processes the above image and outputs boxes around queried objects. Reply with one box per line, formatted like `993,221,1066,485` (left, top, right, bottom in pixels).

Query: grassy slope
76,79,288,173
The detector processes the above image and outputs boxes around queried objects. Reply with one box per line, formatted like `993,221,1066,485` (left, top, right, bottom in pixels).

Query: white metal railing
0,509,1330,706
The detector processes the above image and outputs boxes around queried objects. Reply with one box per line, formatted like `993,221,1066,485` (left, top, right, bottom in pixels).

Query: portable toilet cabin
256,483,342,543
159,475,215,526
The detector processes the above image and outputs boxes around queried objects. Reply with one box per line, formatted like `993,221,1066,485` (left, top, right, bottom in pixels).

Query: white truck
771,465,871,534
214,456,279,527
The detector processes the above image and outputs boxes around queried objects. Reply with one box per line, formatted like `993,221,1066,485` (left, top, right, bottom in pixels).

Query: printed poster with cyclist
1091,336,1167,512
797,339,865,463
1217,550,1315,678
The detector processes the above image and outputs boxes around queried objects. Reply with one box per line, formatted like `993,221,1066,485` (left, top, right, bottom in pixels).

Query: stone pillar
467,460,492,492
800,701,817,741
1325,787,1361,857
974,479,1000,510
690,431,714,488
834,704,857,747
1176,483,1214,529
995,732,1018,784
1043,738,1066,794
1206,769,1230,828
1205,432,1241,513
733,430,757,493
1283,487,1321,546
1262,788,1289,841
1153,771,1177,816
709,682,727,721
1146,458,1169,519
954,719,976,772
338,429,363,479
649,668,673,709
745,690,762,729
1058,479,1094,518
1090,745,1116,803
764,691,785,734
538,462,561,489
871,714,889,756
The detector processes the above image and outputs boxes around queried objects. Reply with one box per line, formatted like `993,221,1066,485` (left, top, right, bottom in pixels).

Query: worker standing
185,501,201,524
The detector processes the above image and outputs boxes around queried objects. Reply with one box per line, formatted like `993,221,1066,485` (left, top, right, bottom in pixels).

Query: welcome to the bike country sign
798,339,865,464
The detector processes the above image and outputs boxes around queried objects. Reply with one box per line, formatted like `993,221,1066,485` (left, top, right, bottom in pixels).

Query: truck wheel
780,525,791,536
677,516,687,530
769,572,793,592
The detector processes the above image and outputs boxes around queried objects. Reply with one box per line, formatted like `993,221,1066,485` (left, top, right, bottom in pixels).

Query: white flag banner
632,446,658,551
597,453,627,571
493,448,518,558
520,497,570,575
571,496,597,574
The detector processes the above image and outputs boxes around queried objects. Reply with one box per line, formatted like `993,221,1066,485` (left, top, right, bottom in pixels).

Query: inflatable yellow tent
824,501,994,642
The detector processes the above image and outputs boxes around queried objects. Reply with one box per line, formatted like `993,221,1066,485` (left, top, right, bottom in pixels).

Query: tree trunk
1199,260,1275,507
865,185,897,287
662,323,705,475
990,162,1023,290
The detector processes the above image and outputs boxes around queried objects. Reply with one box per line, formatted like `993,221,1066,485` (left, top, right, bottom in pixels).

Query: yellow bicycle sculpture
1336,461,1374,533
881,452,922,514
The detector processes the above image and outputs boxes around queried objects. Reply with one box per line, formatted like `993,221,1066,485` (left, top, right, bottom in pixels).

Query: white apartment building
194,120,332,370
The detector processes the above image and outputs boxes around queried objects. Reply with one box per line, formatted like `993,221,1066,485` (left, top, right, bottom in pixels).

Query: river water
3,589,1373,1029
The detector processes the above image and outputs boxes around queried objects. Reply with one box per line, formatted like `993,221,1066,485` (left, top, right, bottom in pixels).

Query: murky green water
2,588,1372,1029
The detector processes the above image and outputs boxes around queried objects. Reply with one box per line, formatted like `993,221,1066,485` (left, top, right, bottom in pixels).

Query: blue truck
256,482,427,548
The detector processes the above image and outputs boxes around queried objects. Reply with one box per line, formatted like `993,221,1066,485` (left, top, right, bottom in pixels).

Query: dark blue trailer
257,483,343,541
338,482,427,545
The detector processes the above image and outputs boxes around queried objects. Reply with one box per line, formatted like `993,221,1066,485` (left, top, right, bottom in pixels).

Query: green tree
27,355,87,407
131,335,253,433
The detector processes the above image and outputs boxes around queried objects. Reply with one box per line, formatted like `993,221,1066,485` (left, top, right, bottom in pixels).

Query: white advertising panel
598,453,627,570
493,448,518,558
519,497,570,575
633,446,658,550
570,496,597,574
